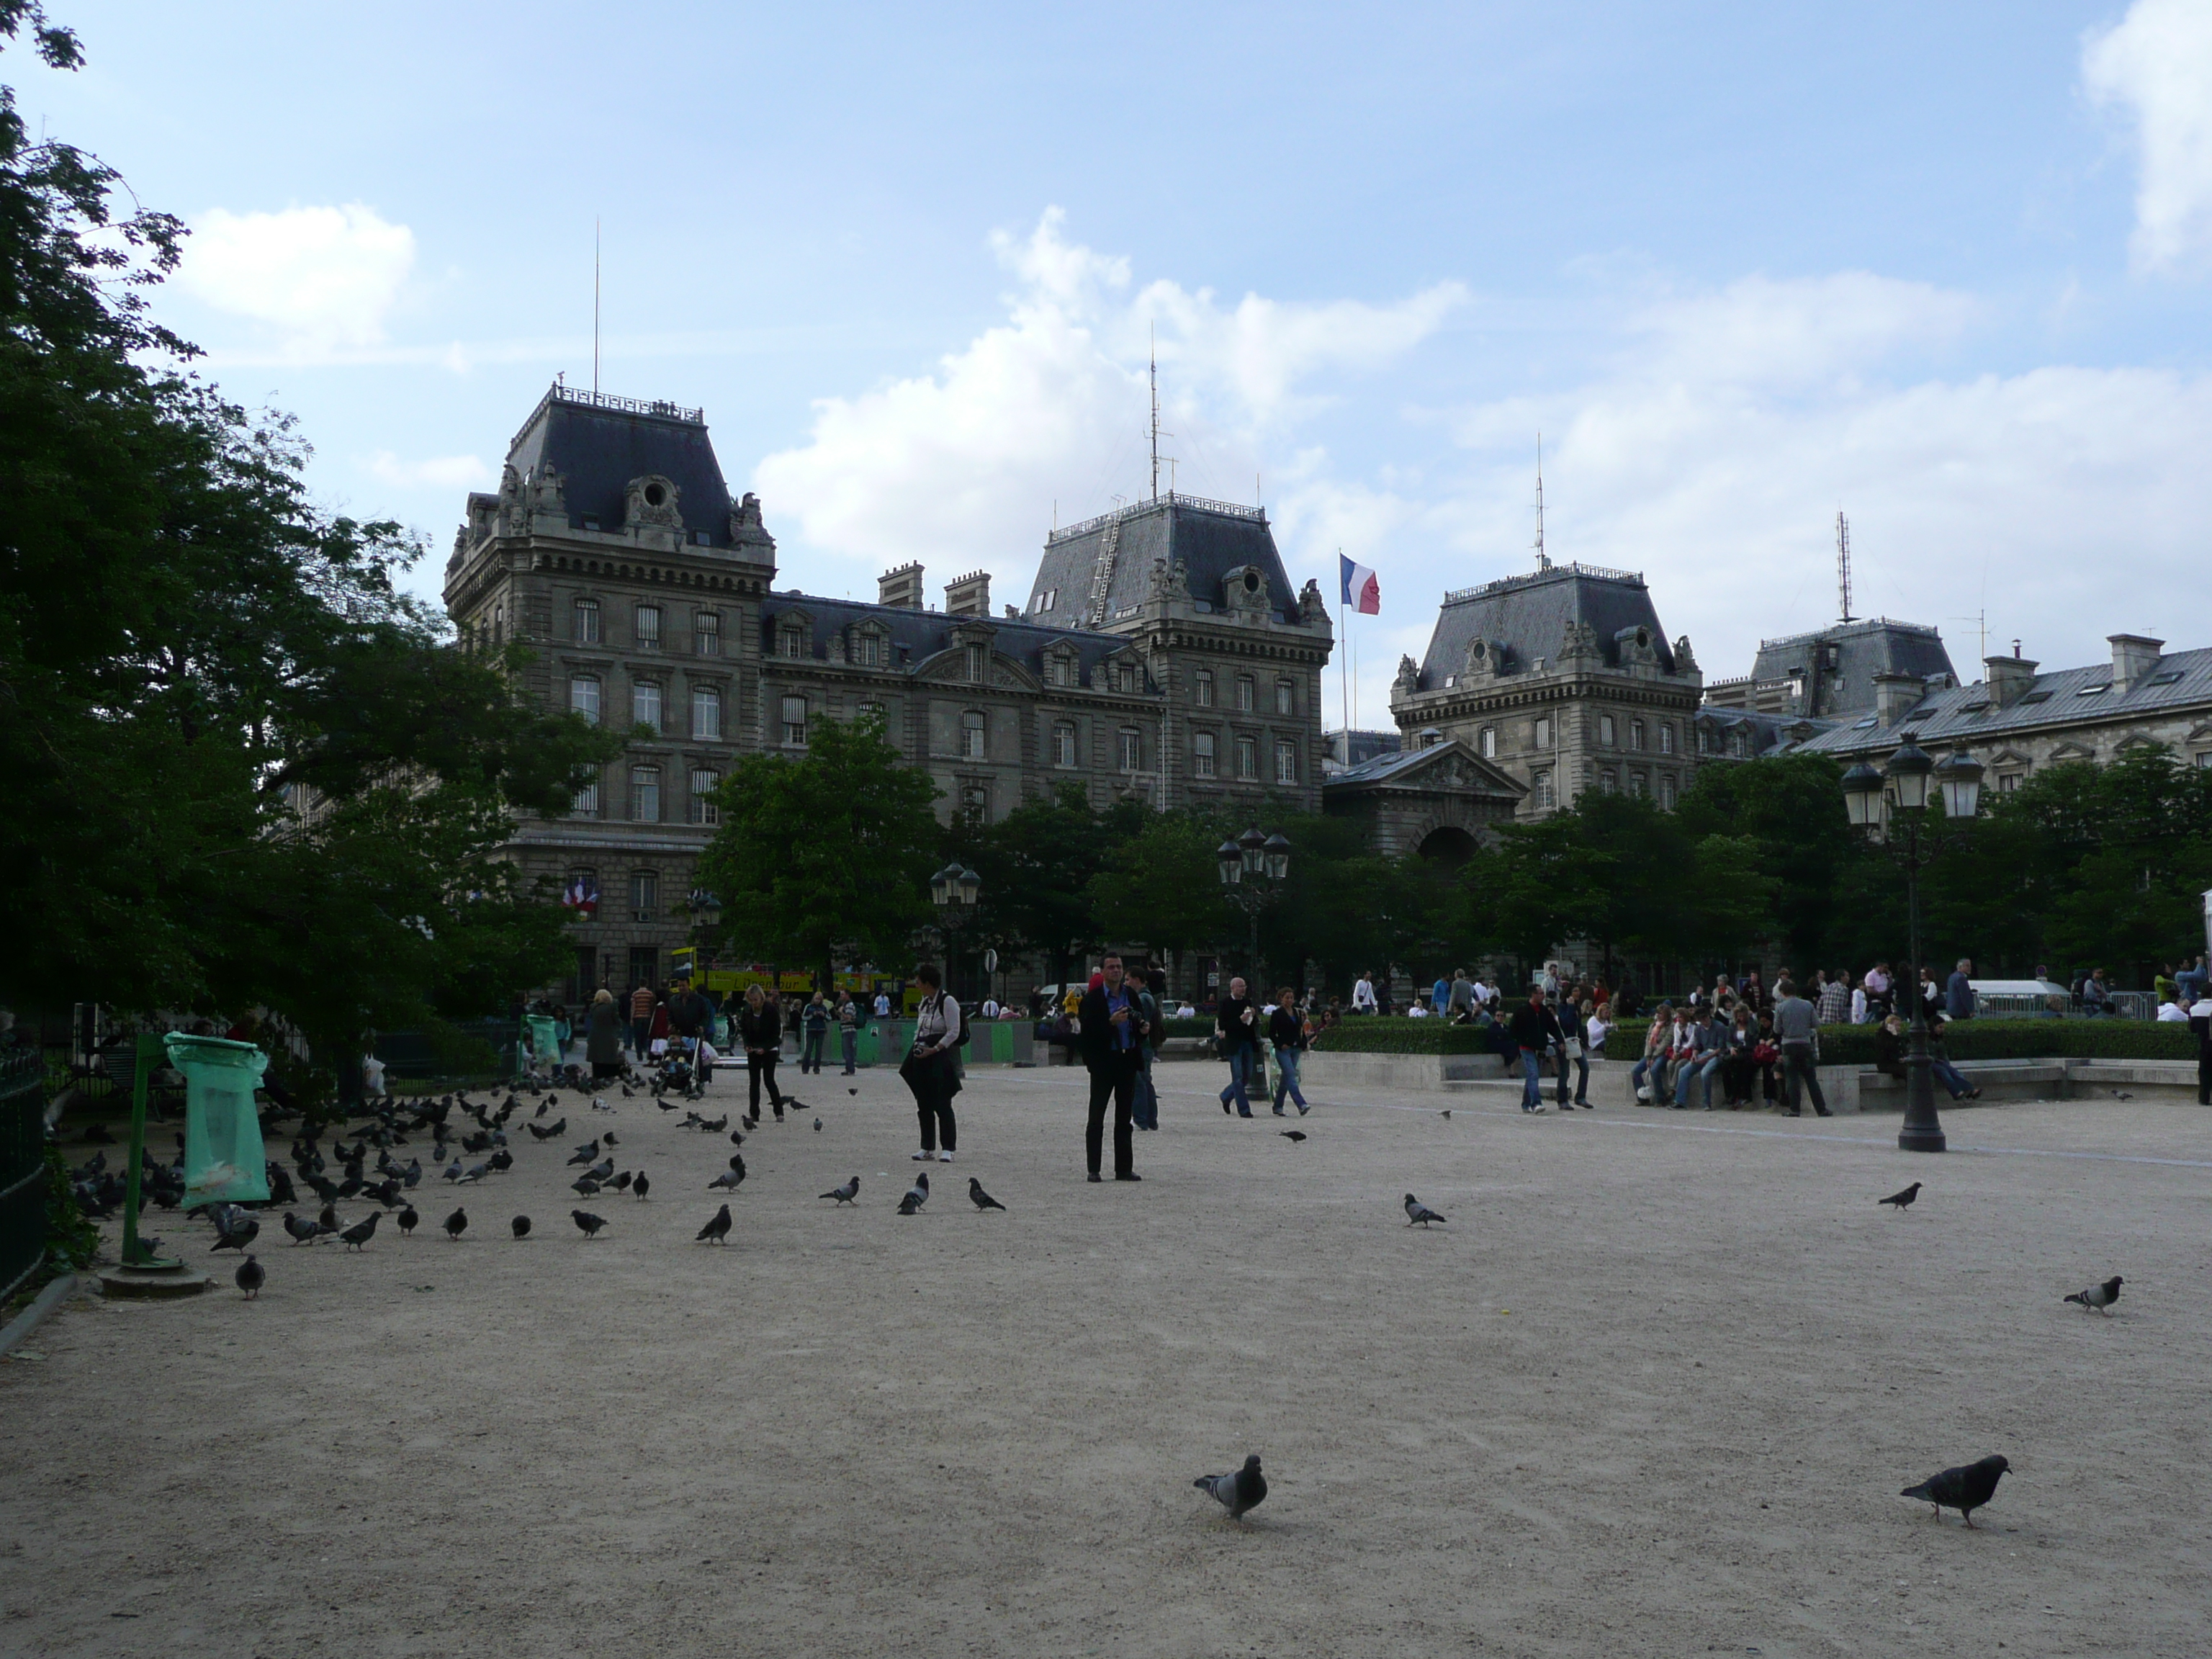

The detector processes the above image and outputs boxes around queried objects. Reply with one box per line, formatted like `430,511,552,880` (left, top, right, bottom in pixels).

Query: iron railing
0,1046,48,1303
1047,491,1265,544
1442,561,1645,605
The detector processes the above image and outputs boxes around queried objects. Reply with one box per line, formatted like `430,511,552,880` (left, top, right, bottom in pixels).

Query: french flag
1339,554,1380,615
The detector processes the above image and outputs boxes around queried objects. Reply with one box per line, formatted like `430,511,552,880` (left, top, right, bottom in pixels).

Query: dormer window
1117,661,1136,694
858,630,884,669
966,643,986,683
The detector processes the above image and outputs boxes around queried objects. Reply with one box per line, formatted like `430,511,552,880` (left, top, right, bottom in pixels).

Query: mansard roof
761,593,1141,681
1740,617,1957,717
503,383,737,547
1021,493,1296,627
1414,563,1677,692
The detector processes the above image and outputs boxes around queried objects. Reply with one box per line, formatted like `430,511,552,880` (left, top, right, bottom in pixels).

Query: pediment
2048,741,2096,762
1344,738,1527,799
1987,747,2033,768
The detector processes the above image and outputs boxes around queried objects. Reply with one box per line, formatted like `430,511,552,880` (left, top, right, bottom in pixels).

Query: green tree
696,713,940,984
1087,808,1234,980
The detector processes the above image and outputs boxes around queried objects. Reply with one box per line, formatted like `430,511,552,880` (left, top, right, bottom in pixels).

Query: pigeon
729,1129,746,1148
566,1142,601,1166
1899,1455,2010,1527
585,1158,615,1183
2063,1274,2123,1314
698,1115,728,1133
1279,1130,1307,1143
967,1177,1006,1211
1440,1109,1451,1119
317,1202,341,1236
696,1203,732,1244
397,1205,419,1236
897,1172,930,1215
282,1211,320,1246
632,1171,650,1201
572,1178,602,1197
572,1210,608,1238
708,1166,745,1192
441,1161,462,1182
511,1214,532,1239
814,1118,822,1132
603,1132,619,1146
338,1212,381,1251
233,1254,264,1299
1403,1193,1447,1228
444,1207,468,1241
848,1087,858,1096
1879,1182,1923,1212
820,1177,860,1205
211,1215,259,1253
2108,1089,2133,1101
611,1171,633,1192
1193,1454,1267,1520
457,1161,493,1184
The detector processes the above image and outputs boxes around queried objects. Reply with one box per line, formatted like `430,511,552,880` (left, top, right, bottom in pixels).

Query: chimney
2108,633,2164,691
878,562,924,610
1872,671,1922,727
1984,652,2038,709
945,570,992,618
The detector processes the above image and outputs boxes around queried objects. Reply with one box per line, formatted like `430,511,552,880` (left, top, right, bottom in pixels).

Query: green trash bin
163,1033,269,1205
526,1014,562,1071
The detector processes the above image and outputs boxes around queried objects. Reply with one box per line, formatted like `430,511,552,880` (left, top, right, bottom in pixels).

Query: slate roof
1021,495,1296,626
1793,644,2212,755
505,385,736,547
1734,618,1957,717
1696,706,1834,757
761,593,1140,682
1415,564,1676,691
1322,739,1527,798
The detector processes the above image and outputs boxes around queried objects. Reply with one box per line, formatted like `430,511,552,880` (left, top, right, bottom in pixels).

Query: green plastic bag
164,1033,269,1205
526,1014,561,1069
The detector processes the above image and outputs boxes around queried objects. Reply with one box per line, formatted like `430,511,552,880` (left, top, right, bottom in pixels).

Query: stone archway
1416,824,1480,868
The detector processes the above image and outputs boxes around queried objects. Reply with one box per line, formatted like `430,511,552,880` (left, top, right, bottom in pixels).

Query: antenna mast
1835,509,1854,623
1148,328,1161,502
1533,433,1550,570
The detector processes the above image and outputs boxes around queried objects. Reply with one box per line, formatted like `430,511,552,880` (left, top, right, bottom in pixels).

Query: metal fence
0,1046,48,1303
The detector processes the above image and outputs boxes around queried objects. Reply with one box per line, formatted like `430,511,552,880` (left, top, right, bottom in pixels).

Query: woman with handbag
903,962,963,1164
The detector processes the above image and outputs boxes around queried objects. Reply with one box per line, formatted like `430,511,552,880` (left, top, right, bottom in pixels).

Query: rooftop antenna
593,217,601,399
1147,328,1172,502
1835,509,1854,623
1533,433,1550,570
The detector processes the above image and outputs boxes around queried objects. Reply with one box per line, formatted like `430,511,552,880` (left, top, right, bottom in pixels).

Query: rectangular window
1192,731,1216,778
572,780,599,817
1659,721,1675,755
966,643,985,683
1630,719,1646,751
633,682,662,734
780,626,805,660
962,709,986,759
860,632,883,668
1629,771,1647,798
1658,774,1676,809
573,598,601,644
857,700,886,727
1999,771,2022,791
961,782,990,823
1480,727,1496,759
630,870,658,922
1534,770,1554,810
1534,715,1551,748
1275,678,1294,716
691,686,721,741
689,768,720,826
1117,662,1136,694
1054,723,1078,768
635,604,661,647
782,695,807,747
570,676,601,724
694,611,720,656
1274,740,1298,784
1601,770,1617,794
1036,588,1057,613
1195,670,1215,707
1119,729,1141,771
1236,675,1254,712
1236,736,1257,780
1600,714,1616,747
629,766,661,823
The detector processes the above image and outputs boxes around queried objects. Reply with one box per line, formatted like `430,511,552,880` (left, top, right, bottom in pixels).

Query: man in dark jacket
1078,953,1148,1182
1507,988,1560,1114
1214,976,1260,1118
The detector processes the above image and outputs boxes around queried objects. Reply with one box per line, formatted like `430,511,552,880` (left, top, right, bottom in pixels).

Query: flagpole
1338,552,1349,750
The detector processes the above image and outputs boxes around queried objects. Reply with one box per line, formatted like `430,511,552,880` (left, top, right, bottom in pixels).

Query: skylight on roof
1960,701,1990,714
1853,716,1877,729
2018,691,2053,705
2075,683,2110,696
2147,670,2184,685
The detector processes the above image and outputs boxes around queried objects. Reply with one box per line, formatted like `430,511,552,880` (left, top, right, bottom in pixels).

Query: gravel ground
2,1063,2207,1658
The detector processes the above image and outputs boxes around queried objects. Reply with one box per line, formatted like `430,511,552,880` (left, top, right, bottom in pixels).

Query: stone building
442,383,1331,999
1703,616,1958,719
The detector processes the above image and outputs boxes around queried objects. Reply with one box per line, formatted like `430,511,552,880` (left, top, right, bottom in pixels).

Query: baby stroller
651,1038,709,1100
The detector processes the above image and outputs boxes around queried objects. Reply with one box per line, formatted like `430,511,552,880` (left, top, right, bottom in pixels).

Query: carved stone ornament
625,475,683,529
1393,653,1421,693
1673,634,1697,670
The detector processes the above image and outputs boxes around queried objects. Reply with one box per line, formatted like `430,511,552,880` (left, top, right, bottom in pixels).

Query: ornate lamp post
681,888,722,981
930,863,983,1002
1215,828,1292,988
1841,734,1982,1154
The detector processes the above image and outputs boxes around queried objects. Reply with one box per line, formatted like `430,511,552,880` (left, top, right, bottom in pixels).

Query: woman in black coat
585,989,626,1079
739,984,787,1124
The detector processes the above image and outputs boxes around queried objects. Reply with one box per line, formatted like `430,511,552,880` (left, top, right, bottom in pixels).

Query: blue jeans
1932,1056,1972,1098
840,1028,858,1072
802,1030,826,1073
1134,1061,1159,1129
1675,1054,1721,1108
1272,1047,1307,1112
1632,1056,1671,1100
1518,1048,1544,1109
1219,1048,1255,1116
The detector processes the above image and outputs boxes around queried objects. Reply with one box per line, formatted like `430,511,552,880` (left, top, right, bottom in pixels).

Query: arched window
1053,722,1077,768
629,765,662,823
1236,675,1255,712
1275,678,1294,716
1235,735,1257,779
691,687,721,741
1274,740,1298,784
1601,770,1618,794
574,598,601,644
1629,771,1647,798
1195,670,1215,707
1118,728,1142,771
1192,730,1217,778
689,768,720,825
694,610,720,656
632,682,662,734
570,675,601,724
961,781,991,823
962,709,986,759
781,696,807,747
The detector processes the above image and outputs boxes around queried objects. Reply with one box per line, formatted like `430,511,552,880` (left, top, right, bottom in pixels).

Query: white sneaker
938,1150,954,1164
912,1149,934,1161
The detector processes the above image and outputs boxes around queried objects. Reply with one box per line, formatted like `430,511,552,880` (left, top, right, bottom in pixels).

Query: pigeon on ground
611,1171,633,1192
968,1177,1005,1211
441,1161,462,1182
1193,1455,1267,1519
820,1177,860,1205
282,1211,320,1246
338,1212,381,1251
572,1210,608,1238
848,1087,858,1095
2064,1274,2123,1314
897,1172,930,1215
1879,1182,1923,1212
1899,1455,2010,1527
814,1118,822,1132
317,1202,341,1236
1280,1130,1307,1143
211,1215,259,1253
397,1205,419,1236
603,1132,619,1146
699,1115,728,1133
457,1162,493,1184
1404,1193,1447,1228
1440,1109,1451,1119
572,1178,602,1197
2108,1089,2134,1100
234,1254,264,1299
585,1158,615,1183
443,1207,468,1241
709,1166,745,1192
566,1142,601,1166
511,1215,531,1239
632,1171,650,1201
696,1203,732,1244
729,1129,745,1147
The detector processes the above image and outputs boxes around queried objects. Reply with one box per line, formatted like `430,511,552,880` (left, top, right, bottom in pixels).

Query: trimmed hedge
1309,1020,1492,1055
1601,1016,2196,1065
1158,1017,1218,1040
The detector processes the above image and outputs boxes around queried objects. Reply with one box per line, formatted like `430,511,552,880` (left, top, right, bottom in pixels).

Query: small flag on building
562,876,599,916
1339,554,1380,615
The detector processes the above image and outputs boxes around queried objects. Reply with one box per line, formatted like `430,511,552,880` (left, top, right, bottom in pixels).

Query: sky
16,1,2212,720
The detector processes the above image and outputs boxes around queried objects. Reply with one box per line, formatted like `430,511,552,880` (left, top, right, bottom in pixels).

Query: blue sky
18,1,2212,716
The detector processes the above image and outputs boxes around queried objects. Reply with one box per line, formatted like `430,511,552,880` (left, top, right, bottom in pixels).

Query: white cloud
365,450,491,492
175,204,416,357
753,210,1463,593
2084,0,2212,272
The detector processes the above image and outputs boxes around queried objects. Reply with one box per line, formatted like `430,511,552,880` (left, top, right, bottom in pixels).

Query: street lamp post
1215,828,1292,988
930,863,983,1002
683,888,722,981
1840,734,1982,1154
